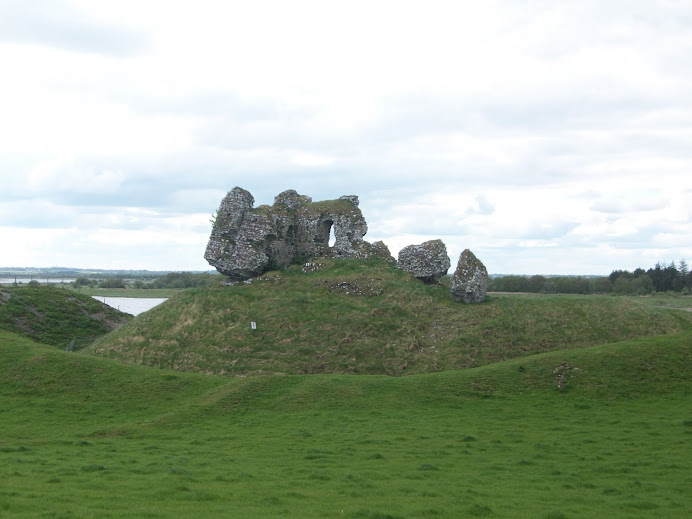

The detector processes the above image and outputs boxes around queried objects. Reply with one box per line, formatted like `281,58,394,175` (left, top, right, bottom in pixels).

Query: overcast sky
1,0,691,275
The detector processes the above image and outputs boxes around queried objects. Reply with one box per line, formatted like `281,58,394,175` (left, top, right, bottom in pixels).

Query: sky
1,0,691,275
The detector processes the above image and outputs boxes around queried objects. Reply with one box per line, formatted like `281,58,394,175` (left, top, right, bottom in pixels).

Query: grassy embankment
0,285,131,351
87,258,692,376
1,328,690,518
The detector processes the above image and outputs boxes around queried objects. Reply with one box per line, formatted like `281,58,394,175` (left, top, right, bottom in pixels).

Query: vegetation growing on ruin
249,193,360,217
86,258,692,376
305,197,359,215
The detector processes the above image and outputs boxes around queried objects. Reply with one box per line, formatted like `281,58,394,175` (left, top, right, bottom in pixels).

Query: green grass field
2,328,690,518
2,260,691,517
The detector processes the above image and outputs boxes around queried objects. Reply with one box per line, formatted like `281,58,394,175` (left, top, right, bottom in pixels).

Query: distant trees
99,278,126,289
612,274,653,295
489,275,606,294
489,259,690,295
147,272,219,289
588,277,612,294
80,272,220,290
643,261,691,294
74,276,96,288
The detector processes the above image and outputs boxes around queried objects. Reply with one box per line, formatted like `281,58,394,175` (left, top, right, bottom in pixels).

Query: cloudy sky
1,0,691,275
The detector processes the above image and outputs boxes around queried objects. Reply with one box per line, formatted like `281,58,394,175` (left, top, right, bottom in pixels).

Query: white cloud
0,0,149,57
289,152,336,167
26,157,124,194
1,0,691,274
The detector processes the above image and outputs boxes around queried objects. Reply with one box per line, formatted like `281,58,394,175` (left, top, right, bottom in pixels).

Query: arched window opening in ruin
286,225,296,245
321,220,336,247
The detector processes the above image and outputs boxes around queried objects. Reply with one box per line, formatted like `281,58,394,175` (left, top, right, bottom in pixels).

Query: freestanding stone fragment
368,240,397,265
397,239,451,284
204,187,394,281
449,249,488,303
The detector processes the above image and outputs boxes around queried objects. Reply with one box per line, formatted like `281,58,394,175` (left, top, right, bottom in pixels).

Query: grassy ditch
1,329,690,518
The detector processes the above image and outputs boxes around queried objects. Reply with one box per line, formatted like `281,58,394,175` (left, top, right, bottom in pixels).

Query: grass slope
1,329,691,518
87,259,692,376
0,285,131,350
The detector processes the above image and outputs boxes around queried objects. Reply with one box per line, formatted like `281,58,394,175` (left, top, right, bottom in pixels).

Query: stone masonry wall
205,188,393,280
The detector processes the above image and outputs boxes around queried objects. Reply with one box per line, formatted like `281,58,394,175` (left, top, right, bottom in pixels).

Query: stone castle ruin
204,187,394,282
205,187,488,302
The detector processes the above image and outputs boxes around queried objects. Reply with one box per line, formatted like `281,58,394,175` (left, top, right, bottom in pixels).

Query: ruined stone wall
206,187,488,303
205,188,393,280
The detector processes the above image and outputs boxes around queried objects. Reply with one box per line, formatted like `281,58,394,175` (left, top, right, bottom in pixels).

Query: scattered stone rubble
302,262,325,273
325,279,385,297
553,362,580,390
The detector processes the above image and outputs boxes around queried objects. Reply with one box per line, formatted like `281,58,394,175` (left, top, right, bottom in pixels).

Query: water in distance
93,297,167,316
0,278,76,284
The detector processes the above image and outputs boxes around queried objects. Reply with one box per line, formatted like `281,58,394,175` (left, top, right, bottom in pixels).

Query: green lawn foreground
1,329,691,518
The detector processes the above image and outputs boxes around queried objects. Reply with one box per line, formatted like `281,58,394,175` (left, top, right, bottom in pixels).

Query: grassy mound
1,329,690,517
86,259,692,375
4,329,690,416
0,284,131,350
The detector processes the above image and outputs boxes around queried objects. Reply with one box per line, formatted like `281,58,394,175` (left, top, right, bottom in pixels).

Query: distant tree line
489,275,605,295
144,272,219,289
73,272,219,290
489,260,691,295
609,260,690,294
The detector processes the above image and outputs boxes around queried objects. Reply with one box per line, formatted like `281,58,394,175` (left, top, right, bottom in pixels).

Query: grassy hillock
0,284,131,350
1,328,690,518
86,258,692,376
